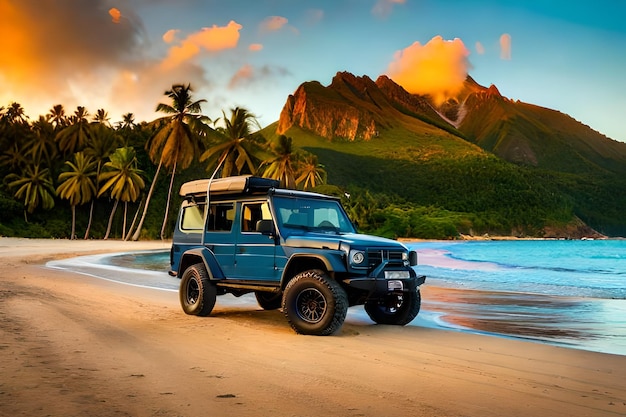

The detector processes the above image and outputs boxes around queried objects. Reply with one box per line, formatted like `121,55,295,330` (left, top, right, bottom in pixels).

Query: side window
180,203,205,231
241,202,272,232
206,202,235,232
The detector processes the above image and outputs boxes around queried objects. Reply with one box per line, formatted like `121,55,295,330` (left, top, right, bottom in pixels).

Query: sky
1,0,625,142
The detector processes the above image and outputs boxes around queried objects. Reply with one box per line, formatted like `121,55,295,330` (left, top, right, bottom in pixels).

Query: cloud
109,8,121,24
305,9,324,25
500,33,512,60
0,0,221,124
260,16,288,32
162,29,179,44
475,41,485,55
228,64,291,89
249,43,264,52
372,0,406,18
0,0,148,118
161,21,242,70
386,36,470,104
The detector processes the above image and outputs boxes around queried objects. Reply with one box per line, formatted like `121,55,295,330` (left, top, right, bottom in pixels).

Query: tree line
0,84,326,240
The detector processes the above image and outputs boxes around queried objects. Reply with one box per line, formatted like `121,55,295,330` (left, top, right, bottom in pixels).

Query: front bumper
342,261,426,297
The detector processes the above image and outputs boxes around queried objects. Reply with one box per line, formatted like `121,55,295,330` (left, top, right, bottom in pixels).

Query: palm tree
98,147,145,239
296,154,327,190
199,106,263,178
56,152,98,239
260,135,299,189
47,104,67,131
0,142,27,173
131,83,210,241
82,123,123,238
93,109,111,126
6,163,56,222
55,106,92,155
27,116,59,170
4,102,29,125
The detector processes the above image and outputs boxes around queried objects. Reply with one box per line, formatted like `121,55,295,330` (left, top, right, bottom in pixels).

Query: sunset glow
0,0,624,142
387,36,470,105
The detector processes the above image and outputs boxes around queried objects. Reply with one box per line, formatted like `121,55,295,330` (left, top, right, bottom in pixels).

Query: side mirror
409,250,418,266
256,219,274,235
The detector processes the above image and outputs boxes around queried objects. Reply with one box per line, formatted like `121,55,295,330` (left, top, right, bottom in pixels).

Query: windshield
273,196,356,234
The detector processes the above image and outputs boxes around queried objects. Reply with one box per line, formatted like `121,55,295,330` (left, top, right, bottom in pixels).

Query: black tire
179,263,216,316
282,270,348,336
364,290,421,325
255,291,283,310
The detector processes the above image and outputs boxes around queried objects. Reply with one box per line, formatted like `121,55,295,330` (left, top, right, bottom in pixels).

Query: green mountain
263,71,626,238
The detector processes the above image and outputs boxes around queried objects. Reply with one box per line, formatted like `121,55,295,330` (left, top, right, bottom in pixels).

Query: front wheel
282,270,348,336
179,263,216,316
364,290,421,325
255,291,283,310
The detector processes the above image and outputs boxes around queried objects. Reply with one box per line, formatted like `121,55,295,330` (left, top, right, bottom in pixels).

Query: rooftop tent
179,175,280,198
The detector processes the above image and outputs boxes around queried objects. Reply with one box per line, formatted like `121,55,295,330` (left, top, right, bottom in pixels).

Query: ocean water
409,239,626,299
409,239,626,355
100,239,626,355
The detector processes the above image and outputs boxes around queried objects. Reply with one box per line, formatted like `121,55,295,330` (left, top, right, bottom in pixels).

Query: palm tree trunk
131,159,163,241
125,197,144,241
71,205,76,240
84,200,94,239
160,161,177,240
122,202,128,240
104,199,119,240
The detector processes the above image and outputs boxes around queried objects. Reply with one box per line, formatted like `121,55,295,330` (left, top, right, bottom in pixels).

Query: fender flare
178,247,225,280
281,252,347,288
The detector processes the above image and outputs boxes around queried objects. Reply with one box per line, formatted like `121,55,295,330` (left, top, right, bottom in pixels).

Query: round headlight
351,251,365,264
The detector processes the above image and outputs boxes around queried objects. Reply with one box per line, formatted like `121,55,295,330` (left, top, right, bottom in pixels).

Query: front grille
367,249,404,270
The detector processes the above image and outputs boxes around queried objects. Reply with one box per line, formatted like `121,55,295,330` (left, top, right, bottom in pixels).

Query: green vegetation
2,76,625,240
263,123,623,238
0,93,329,240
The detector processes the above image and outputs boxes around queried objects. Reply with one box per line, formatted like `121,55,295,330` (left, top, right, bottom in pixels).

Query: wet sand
1,238,626,416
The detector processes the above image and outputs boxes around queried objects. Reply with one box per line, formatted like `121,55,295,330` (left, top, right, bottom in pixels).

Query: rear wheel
364,290,421,325
255,291,282,310
282,270,348,336
179,263,216,316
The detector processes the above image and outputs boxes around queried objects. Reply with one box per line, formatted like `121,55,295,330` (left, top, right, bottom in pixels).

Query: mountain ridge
277,71,626,174
265,71,626,237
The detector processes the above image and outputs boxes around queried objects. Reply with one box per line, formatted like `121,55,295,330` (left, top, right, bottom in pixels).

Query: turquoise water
409,239,626,355
409,239,626,299
107,240,626,355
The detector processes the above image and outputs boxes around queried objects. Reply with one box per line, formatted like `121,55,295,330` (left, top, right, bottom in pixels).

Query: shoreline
2,237,626,416
36,238,626,356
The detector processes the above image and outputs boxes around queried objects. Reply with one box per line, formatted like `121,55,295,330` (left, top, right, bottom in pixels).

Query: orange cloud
161,21,242,70
109,8,121,24
249,43,263,52
0,0,146,118
372,0,406,18
162,29,179,44
387,36,470,105
229,64,254,89
261,16,288,32
500,33,512,60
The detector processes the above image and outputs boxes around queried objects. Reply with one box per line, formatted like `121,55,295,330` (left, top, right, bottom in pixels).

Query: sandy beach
1,238,625,417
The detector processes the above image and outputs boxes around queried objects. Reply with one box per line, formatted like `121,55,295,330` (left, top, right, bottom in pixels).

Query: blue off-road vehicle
170,175,425,335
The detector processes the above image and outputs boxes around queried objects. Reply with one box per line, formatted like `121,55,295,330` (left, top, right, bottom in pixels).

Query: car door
203,201,236,277
234,201,279,281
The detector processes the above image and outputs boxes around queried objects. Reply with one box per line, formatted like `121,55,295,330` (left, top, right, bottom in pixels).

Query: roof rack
179,175,280,197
